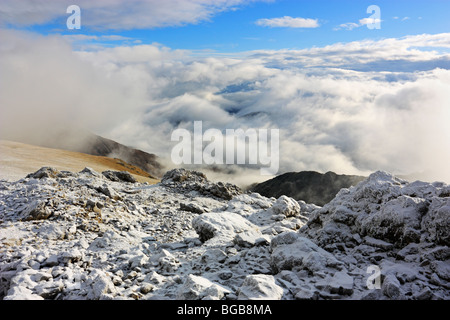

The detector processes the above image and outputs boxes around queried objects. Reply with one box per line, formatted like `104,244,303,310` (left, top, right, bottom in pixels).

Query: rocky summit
0,167,449,300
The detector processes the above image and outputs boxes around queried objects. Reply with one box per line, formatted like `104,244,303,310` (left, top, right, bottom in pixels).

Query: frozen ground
0,167,449,300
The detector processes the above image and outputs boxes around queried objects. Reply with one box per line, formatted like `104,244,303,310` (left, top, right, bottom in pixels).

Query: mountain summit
251,171,366,206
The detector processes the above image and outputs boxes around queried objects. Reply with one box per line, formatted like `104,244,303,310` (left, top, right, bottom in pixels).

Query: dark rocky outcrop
251,171,366,206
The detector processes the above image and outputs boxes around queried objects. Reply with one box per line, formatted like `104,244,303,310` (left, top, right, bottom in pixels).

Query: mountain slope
0,140,159,184
251,171,366,206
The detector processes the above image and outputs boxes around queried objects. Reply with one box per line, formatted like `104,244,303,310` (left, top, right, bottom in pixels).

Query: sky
1,0,450,184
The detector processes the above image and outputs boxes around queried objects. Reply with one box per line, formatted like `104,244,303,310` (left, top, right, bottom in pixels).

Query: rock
140,282,154,294
59,248,83,264
237,275,284,300
413,287,433,300
206,182,242,201
270,232,342,273
79,167,102,177
177,274,231,300
381,274,403,299
161,168,208,184
430,260,450,281
19,200,52,221
180,202,206,214
192,211,260,243
1,166,450,301
421,197,450,245
87,270,117,300
4,286,44,300
364,236,394,251
201,248,228,264
361,195,427,246
233,230,270,248
34,280,63,299
26,167,60,179
327,271,354,295
36,223,66,240
97,184,121,200
102,170,137,183
272,195,301,217
157,249,180,273
44,254,60,267
396,243,419,260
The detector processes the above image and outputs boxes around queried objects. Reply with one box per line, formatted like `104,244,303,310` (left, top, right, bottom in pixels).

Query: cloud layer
1,29,450,184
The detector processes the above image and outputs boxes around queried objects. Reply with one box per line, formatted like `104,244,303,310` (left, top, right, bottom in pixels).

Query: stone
97,184,121,200
327,271,354,295
192,211,259,243
237,274,284,300
270,232,342,273
19,200,52,221
44,254,60,267
140,282,154,294
233,230,269,248
88,271,117,300
364,236,394,251
102,170,137,183
177,274,231,300
161,168,208,184
4,286,44,300
381,274,403,299
26,167,60,179
430,260,450,281
180,202,206,214
272,195,301,217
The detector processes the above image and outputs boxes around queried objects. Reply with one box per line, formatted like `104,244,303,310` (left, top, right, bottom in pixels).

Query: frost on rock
237,274,284,300
192,211,260,244
1,168,449,300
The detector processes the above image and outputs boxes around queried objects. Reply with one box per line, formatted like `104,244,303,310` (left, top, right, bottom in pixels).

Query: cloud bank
1,29,450,184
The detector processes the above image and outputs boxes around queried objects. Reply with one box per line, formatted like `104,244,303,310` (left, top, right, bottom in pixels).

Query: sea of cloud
1,29,449,185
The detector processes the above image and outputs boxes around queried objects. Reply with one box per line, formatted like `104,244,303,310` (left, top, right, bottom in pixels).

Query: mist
1,29,450,185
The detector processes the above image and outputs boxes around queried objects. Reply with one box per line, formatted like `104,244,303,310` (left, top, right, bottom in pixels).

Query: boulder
237,275,284,300
19,200,52,221
177,274,231,300
270,232,342,273
192,211,260,243
272,195,301,217
26,167,60,179
102,170,137,183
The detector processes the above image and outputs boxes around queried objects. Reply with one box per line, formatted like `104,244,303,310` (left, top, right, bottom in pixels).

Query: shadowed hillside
251,171,366,206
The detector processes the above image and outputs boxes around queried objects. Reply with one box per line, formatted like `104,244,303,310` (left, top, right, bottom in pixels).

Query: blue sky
8,0,450,52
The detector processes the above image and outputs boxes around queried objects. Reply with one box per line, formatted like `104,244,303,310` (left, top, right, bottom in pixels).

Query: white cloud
335,17,382,31
0,0,267,30
1,29,450,184
359,17,382,26
334,22,360,31
256,16,320,28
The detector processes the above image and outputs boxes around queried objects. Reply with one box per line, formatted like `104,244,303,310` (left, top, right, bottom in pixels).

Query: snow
0,167,449,300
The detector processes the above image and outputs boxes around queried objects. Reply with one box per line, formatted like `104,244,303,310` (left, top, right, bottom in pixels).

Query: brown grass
0,140,160,184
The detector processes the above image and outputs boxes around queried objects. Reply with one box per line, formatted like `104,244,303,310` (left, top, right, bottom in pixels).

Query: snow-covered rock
270,232,342,273
192,211,260,244
0,168,449,300
271,195,301,217
177,274,231,300
237,274,284,300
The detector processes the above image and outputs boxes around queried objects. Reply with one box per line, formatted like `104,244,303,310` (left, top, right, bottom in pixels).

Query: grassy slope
0,140,159,184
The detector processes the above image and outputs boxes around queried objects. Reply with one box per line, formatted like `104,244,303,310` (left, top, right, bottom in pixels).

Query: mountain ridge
251,170,367,206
